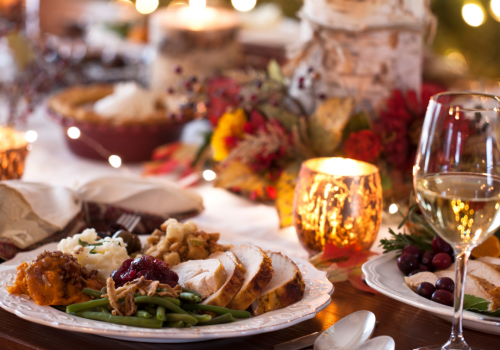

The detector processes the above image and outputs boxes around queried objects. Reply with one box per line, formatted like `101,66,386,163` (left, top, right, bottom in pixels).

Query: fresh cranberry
432,236,453,255
111,255,179,288
402,244,422,259
421,251,435,270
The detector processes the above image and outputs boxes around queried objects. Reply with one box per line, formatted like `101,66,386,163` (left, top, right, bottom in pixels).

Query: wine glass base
415,346,482,350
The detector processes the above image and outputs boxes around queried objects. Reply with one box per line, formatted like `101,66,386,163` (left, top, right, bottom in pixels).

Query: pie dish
0,241,334,343
47,84,193,162
362,251,500,335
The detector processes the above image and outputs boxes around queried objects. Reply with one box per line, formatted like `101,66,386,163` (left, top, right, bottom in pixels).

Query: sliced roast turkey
226,245,274,311
202,251,245,307
171,259,226,299
251,251,305,315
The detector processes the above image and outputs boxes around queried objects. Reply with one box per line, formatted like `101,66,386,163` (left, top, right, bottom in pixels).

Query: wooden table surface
1,282,498,350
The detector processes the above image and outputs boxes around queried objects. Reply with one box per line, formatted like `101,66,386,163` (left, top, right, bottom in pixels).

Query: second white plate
362,251,500,335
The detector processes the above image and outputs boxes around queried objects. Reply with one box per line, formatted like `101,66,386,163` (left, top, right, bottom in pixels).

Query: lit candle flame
0,126,28,152
189,0,206,10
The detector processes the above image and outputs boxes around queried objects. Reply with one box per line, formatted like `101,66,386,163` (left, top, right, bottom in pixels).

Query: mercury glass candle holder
0,126,29,180
293,157,383,255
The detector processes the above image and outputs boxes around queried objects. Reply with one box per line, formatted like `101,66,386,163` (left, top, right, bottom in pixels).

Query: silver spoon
355,336,395,350
314,310,376,350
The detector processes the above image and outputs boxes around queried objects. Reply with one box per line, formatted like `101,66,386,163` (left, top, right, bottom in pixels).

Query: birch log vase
287,0,435,116
149,6,240,91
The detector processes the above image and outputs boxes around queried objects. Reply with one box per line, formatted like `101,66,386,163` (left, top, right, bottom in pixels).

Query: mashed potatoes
58,229,129,281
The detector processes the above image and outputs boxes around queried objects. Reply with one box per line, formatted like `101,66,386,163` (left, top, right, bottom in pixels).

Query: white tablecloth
21,108,396,260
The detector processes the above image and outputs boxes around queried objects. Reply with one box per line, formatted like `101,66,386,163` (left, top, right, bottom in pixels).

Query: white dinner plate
362,251,500,335
0,242,334,343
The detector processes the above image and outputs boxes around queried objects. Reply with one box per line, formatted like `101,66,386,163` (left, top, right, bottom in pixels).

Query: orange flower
211,109,247,161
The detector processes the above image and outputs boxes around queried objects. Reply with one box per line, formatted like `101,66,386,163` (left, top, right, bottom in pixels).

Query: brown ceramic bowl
48,109,190,163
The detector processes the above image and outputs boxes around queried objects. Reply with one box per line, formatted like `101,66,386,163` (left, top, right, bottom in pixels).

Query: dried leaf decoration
267,59,284,85
214,161,271,201
309,97,354,156
276,161,301,228
143,142,200,177
310,243,379,294
259,104,300,133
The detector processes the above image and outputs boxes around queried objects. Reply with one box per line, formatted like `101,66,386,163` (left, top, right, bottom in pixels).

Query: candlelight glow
462,3,485,27
67,127,81,140
293,157,383,253
0,126,28,152
491,0,500,21
109,155,122,168
136,0,159,15
25,130,38,143
181,0,216,31
190,0,206,9
0,126,29,180
231,0,257,12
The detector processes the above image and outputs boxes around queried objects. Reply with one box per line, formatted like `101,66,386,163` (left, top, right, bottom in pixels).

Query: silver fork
116,213,141,232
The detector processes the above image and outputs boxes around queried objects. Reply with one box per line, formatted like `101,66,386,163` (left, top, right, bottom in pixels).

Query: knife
273,332,320,350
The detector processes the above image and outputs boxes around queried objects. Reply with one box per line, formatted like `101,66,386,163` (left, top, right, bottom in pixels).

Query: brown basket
48,109,191,163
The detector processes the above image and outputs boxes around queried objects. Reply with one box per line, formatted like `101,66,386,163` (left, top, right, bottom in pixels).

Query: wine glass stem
443,248,472,350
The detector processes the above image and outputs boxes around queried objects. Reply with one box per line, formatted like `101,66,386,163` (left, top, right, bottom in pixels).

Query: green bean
187,312,212,322
134,296,189,315
197,313,236,326
67,298,110,313
136,310,152,319
82,288,105,299
181,304,251,318
98,306,110,314
181,287,201,298
165,313,198,326
156,306,166,322
73,311,162,328
179,293,201,303
145,306,157,315
100,286,107,293
162,296,181,306
165,321,185,328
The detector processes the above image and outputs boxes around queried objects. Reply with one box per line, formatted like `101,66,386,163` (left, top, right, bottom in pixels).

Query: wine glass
414,92,500,350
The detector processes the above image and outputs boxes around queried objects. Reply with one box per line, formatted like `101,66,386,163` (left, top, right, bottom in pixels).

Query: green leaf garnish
463,294,500,317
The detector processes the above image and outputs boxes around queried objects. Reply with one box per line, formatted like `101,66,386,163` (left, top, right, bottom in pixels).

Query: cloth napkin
0,176,203,251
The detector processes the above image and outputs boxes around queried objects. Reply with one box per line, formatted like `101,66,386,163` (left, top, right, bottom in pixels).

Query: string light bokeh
231,0,257,12
462,3,485,27
135,0,159,14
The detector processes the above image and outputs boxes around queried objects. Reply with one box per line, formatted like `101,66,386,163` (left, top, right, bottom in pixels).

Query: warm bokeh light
109,155,122,168
115,0,133,5
491,0,500,21
389,203,399,215
167,0,188,8
231,0,257,12
25,130,38,143
203,169,216,181
67,127,81,140
462,3,485,27
190,0,206,9
136,0,159,14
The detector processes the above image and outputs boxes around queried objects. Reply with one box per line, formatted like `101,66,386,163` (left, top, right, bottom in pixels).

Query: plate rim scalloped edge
0,243,334,343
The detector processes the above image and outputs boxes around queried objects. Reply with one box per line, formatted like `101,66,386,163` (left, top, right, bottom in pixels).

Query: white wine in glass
416,173,500,247
414,93,500,350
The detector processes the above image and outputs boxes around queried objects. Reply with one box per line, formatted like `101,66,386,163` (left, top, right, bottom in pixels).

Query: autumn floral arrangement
146,61,446,227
